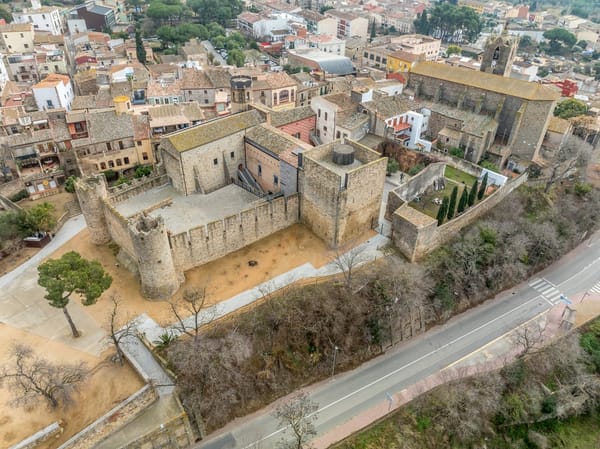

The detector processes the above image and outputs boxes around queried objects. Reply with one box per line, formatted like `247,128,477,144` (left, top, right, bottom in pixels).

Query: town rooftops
361,95,419,119
325,9,361,21
165,109,264,152
33,73,71,89
320,92,357,111
87,4,113,15
270,105,315,127
0,23,33,33
411,62,560,101
245,123,311,165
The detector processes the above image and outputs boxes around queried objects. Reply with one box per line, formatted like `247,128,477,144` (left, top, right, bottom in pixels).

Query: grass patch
409,179,465,219
444,166,477,186
337,418,401,449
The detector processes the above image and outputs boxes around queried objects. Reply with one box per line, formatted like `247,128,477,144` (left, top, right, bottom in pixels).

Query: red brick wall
277,115,316,146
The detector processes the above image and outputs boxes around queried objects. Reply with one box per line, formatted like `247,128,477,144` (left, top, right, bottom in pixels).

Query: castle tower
128,213,181,300
75,174,111,245
230,75,253,114
480,30,518,77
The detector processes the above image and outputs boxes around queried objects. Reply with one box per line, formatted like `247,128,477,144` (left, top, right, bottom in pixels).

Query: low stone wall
430,150,483,178
56,385,158,449
0,179,25,198
393,163,445,202
8,423,62,449
108,173,170,204
392,172,528,261
119,411,194,449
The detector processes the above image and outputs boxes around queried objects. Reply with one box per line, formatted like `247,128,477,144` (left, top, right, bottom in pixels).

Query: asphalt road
195,231,600,449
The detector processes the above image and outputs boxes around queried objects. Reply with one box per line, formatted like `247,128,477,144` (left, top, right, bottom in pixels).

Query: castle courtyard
115,183,260,234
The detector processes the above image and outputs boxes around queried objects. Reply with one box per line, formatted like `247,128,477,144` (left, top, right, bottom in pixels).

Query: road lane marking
239,293,549,449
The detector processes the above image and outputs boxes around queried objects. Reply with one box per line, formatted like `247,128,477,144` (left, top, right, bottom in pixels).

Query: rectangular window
136,140,142,146
124,157,130,164
116,159,122,166
108,160,114,168
230,151,235,159
142,152,149,161
323,126,327,132
119,141,124,150
318,109,321,118
258,164,262,176
324,112,328,121
213,158,218,165
273,175,278,186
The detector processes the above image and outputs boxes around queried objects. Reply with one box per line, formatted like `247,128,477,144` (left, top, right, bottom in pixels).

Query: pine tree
468,179,478,206
478,172,488,200
447,186,458,220
457,188,468,214
437,196,449,226
135,28,146,64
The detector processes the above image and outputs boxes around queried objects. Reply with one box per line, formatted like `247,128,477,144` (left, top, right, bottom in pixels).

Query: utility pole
331,345,338,377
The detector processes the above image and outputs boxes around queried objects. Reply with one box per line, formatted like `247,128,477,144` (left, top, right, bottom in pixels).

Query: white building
0,56,9,92
32,73,74,111
13,6,65,36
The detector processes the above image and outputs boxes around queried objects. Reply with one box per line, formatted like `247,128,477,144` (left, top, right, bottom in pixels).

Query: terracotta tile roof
206,69,231,89
245,123,311,162
33,73,70,88
271,106,315,127
411,62,560,101
362,95,419,119
148,102,204,127
132,114,150,140
181,69,212,89
166,109,264,152
0,23,33,33
321,93,356,111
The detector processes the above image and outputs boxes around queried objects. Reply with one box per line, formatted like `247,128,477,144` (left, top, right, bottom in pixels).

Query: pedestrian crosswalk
529,278,564,305
590,281,600,295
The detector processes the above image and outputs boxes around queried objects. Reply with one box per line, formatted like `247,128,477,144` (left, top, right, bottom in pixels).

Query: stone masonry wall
512,99,556,160
0,179,25,198
108,173,170,204
119,412,194,449
336,156,387,245
393,163,445,202
299,156,344,246
56,385,158,449
102,200,136,260
159,142,186,194
391,172,528,261
169,194,299,272
180,131,246,195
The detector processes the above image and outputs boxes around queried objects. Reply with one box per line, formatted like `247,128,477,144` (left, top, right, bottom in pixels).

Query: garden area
409,165,490,225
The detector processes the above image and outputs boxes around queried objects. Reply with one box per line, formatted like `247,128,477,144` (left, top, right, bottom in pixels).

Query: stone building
408,62,560,164
480,32,519,77
75,110,386,299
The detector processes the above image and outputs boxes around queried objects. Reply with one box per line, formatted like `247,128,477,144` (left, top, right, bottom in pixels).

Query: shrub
134,165,152,178
103,169,118,182
541,395,557,414
480,160,500,173
408,163,425,176
387,159,400,175
449,147,465,158
64,176,77,193
116,177,129,186
9,189,29,202
574,182,593,197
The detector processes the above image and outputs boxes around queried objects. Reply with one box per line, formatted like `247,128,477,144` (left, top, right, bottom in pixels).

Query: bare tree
512,319,547,358
105,295,137,365
332,243,367,290
274,392,319,449
544,135,592,193
168,287,216,339
0,344,88,409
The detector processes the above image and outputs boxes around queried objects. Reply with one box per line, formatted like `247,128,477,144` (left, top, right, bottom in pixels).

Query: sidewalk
311,296,600,449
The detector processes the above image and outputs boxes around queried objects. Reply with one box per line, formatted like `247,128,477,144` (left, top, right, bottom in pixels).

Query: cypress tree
478,172,488,200
468,179,477,206
437,196,449,225
447,186,458,220
135,28,146,64
457,187,468,213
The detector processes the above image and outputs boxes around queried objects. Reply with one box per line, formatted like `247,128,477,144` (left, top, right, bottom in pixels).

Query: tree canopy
38,251,112,337
554,98,588,119
543,28,577,55
187,0,243,26
414,3,482,43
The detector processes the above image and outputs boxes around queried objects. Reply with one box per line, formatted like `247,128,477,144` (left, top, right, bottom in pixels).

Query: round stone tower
129,213,181,300
230,75,253,114
75,174,111,245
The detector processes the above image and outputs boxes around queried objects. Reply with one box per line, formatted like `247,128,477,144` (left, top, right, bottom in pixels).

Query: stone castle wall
169,194,299,272
392,172,528,261
103,201,136,259
108,173,170,204
119,412,194,449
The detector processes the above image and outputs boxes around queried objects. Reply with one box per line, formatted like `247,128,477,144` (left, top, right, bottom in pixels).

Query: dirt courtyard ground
0,221,341,447
0,324,143,449
54,223,333,325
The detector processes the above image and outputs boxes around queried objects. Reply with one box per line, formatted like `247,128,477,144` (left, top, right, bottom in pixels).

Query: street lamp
331,345,339,377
